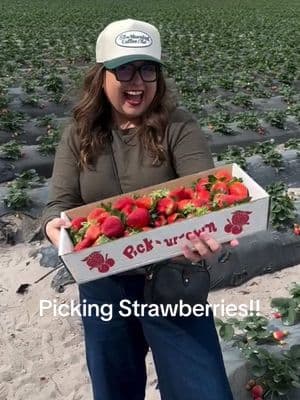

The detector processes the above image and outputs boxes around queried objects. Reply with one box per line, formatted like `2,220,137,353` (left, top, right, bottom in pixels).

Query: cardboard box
59,163,270,284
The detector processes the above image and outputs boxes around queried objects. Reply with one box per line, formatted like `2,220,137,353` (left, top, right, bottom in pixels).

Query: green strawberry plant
3,186,29,209
0,140,22,160
37,126,61,155
0,110,24,132
235,112,261,131
265,111,287,129
231,93,253,108
271,284,300,326
284,138,300,151
266,182,297,230
216,145,247,170
3,169,44,209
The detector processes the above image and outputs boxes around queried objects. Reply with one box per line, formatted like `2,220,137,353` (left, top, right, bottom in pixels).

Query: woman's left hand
173,232,239,264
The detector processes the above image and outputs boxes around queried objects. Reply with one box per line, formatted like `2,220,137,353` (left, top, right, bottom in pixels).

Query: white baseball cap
96,19,162,69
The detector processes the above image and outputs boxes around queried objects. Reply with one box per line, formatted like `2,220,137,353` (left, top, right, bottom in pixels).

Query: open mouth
123,90,144,105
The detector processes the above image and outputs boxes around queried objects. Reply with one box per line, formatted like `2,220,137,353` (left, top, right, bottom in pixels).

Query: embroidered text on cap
115,31,153,48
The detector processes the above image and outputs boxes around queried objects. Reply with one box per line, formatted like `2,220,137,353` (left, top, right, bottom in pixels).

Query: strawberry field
1,3,300,398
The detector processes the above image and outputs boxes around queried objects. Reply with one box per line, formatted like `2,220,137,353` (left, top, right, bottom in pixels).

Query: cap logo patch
115,30,153,48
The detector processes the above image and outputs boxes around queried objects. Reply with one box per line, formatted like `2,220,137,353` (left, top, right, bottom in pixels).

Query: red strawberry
195,177,209,191
251,384,264,399
135,196,154,210
74,237,93,251
191,198,207,208
154,215,167,227
229,182,248,200
211,181,229,194
156,197,177,215
87,208,106,223
294,224,300,235
70,217,87,231
194,189,210,205
214,193,239,208
96,211,111,224
127,208,150,229
177,199,193,212
169,187,193,201
113,196,135,211
101,216,125,238
272,312,282,319
273,330,286,341
121,203,135,217
85,224,102,241
167,213,184,224
214,170,232,182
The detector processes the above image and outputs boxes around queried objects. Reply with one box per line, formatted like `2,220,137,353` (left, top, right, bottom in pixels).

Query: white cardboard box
59,163,270,284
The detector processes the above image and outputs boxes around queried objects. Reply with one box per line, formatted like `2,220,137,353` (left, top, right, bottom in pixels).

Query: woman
43,18,235,400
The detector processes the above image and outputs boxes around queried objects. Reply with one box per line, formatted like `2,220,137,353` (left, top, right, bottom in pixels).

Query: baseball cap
96,19,162,69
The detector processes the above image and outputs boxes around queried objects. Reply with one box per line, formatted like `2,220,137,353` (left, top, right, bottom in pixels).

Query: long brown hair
72,63,177,169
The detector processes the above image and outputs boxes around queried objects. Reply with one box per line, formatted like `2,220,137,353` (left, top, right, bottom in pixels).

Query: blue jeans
79,274,233,400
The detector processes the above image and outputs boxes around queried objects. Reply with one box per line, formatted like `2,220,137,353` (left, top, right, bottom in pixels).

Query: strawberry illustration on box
59,163,270,284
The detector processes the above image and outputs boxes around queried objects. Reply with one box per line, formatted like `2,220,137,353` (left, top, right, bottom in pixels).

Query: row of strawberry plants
200,107,300,135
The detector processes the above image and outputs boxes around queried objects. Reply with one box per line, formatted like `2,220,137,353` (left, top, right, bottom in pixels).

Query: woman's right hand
45,218,71,248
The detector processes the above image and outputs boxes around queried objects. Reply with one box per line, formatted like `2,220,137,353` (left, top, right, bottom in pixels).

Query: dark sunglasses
109,62,160,82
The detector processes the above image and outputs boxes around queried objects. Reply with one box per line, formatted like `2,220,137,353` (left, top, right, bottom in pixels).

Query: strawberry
167,213,184,224
87,207,106,223
191,198,207,208
195,177,209,191
154,215,167,227
272,312,282,319
213,193,239,208
177,199,193,212
113,196,135,211
169,187,193,201
251,384,263,399
211,181,229,194
127,208,150,229
194,189,210,205
85,224,102,241
156,197,177,215
293,223,300,235
121,203,135,216
96,211,111,224
101,216,125,238
70,217,87,231
273,330,286,341
74,237,93,251
135,196,154,210
229,182,248,200
214,169,232,182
